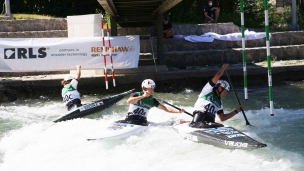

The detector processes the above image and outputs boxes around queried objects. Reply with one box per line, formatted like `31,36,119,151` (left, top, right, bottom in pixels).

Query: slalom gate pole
106,24,116,87
101,19,108,89
149,34,158,80
263,0,274,116
240,0,248,100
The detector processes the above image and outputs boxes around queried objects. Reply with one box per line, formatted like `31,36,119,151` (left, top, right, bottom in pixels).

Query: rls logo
4,48,47,59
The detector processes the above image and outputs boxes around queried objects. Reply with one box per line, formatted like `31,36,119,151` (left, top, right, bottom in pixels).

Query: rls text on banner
0,36,139,72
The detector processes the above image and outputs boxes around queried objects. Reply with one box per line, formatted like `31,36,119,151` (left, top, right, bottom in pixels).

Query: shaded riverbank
1,61,304,102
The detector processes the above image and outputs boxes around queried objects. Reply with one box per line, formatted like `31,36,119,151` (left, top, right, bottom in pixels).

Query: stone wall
0,30,67,38
117,22,240,36
0,18,67,38
0,19,240,37
0,18,67,32
1,18,304,68
0,85,17,102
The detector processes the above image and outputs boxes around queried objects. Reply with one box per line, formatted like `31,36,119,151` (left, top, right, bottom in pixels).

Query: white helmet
215,80,230,91
64,75,73,81
141,79,156,89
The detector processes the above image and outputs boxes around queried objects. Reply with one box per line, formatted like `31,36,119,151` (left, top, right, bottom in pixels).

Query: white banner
0,36,140,72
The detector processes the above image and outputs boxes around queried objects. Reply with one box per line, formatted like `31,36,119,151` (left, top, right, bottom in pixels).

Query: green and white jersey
127,92,160,118
194,81,223,116
61,79,81,105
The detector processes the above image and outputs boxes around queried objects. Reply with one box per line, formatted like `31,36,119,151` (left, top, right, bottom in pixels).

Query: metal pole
292,0,296,25
263,0,274,116
240,0,248,100
5,0,11,16
291,0,298,30
149,34,158,78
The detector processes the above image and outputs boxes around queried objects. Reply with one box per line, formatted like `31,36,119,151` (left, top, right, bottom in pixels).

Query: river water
0,81,303,171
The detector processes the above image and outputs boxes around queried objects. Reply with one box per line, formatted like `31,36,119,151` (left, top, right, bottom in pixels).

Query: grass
253,59,304,67
13,14,55,20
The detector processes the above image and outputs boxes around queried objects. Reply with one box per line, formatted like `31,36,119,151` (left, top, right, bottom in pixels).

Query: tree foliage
9,0,104,17
166,0,303,30
6,0,303,30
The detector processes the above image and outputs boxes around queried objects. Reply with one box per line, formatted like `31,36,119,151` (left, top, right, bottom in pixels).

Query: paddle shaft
225,70,251,125
157,99,193,117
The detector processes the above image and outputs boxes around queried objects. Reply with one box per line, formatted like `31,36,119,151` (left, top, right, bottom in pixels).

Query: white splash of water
0,105,303,171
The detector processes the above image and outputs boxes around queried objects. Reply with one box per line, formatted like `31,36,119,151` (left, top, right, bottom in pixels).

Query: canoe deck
53,89,134,122
173,121,267,149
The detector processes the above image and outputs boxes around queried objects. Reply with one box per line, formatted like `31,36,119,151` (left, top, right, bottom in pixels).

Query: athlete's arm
211,64,229,84
127,93,146,104
217,106,243,121
127,96,143,104
75,65,81,80
157,103,185,114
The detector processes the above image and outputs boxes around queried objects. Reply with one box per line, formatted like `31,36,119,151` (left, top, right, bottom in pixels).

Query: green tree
10,0,104,17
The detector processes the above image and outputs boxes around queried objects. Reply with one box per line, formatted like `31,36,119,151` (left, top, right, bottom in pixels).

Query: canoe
172,120,267,150
53,89,134,123
87,122,150,141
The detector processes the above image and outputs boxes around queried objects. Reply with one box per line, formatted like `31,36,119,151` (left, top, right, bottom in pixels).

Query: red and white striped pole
101,20,108,89
106,24,116,87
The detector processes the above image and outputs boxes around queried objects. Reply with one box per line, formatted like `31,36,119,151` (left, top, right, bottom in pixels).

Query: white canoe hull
87,122,149,141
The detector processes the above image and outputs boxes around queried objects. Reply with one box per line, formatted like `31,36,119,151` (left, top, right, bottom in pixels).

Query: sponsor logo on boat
224,140,248,147
109,125,124,130
180,132,198,142
226,133,245,138
205,127,233,133
108,123,134,130
205,127,241,136
79,101,104,111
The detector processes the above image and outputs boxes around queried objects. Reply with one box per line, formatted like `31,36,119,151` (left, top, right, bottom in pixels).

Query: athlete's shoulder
152,97,160,107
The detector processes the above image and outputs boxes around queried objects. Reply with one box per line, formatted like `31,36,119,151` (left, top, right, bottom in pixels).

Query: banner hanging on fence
0,36,139,72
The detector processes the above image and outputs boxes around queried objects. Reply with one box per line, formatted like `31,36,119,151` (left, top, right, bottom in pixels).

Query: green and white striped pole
240,0,248,100
264,0,274,116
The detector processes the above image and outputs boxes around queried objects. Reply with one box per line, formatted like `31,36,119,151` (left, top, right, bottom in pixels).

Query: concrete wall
67,14,102,37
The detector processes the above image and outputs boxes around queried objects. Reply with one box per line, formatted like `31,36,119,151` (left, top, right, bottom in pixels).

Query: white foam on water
0,101,64,123
0,106,303,171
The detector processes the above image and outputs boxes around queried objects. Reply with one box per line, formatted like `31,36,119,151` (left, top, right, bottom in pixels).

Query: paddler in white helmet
61,65,82,111
190,64,243,128
119,79,185,126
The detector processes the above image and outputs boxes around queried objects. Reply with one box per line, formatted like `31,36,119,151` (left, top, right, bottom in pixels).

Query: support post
5,0,11,17
289,0,300,30
156,14,164,65
110,16,117,36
